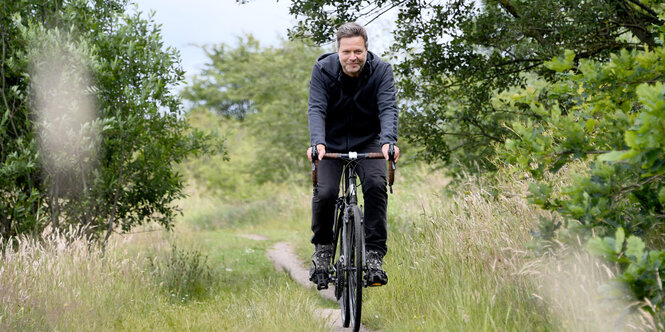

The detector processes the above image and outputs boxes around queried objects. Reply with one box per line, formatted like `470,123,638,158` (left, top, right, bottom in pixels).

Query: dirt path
237,233,269,241
266,242,336,301
264,241,374,332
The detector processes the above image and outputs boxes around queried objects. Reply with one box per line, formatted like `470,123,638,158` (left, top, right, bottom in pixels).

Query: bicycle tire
338,205,350,327
349,205,364,332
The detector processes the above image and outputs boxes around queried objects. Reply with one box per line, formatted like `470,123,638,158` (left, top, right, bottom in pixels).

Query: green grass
178,161,558,331
0,225,328,331
173,162,558,331
5,148,644,330
355,165,553,331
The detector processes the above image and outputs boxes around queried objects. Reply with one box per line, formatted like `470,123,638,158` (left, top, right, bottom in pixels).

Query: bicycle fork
332,204,357,292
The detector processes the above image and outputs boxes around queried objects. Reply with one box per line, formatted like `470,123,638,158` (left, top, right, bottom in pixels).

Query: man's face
338,36,367,77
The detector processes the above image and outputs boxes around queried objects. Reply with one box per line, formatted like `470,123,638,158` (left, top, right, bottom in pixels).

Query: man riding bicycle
306,22,400,288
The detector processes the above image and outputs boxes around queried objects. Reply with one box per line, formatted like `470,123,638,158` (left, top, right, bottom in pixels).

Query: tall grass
7,115,650,331
0,227,328,331
228,161,649,331
355,165,552,331
0,229,154,330
356,164,649,331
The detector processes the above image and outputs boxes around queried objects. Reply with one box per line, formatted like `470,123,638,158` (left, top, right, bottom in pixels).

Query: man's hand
307,144,326,162
382,144,400,162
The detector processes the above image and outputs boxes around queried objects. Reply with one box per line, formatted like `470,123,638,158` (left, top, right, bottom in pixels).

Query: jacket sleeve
308,64,328,146
376,64,399,146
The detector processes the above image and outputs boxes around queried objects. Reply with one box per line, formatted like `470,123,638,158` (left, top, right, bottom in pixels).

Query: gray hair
336,22,368,49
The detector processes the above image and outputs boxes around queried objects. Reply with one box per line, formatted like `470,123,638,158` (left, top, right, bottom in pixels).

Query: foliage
588,228,665,323
0,0,213,242
183,36,323,183
499,44,665,240
493,17,665,319
284,0,664,168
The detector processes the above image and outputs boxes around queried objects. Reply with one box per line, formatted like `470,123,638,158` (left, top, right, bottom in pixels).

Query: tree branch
466,115,504,143
617,173,665,197
495,58,543,67
497,0,520,18
546,150,610,158
363,0,408,26
613,0,659,47
625,0,661,20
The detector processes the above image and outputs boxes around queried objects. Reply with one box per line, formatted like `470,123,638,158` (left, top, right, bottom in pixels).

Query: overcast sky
132,0,397,82
133,0,295,79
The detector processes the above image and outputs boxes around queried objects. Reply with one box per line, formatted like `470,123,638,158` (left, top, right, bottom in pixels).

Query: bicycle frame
331,158,363,276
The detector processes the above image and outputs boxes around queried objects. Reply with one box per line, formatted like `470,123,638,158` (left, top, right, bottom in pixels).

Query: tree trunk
103,139,126,251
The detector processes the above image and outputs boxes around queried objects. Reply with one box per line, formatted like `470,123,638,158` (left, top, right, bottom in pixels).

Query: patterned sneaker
365,250,388,286
309,243,333,290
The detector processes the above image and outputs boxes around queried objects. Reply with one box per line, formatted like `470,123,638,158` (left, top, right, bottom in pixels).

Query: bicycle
311,145,396,332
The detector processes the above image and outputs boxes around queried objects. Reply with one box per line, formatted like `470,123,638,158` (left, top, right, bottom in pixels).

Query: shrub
147,244,215,302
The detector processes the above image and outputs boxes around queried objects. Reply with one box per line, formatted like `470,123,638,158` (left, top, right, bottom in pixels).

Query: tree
1,0,212,243
285,0,664,168
284,0,665,320
183,36,324,183
494,37,665,322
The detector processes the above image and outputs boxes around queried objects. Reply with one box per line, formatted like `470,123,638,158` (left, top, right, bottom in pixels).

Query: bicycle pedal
365,273,388,287
315,274,329,290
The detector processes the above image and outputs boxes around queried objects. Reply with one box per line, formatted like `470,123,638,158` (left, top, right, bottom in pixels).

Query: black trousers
311,141,388,256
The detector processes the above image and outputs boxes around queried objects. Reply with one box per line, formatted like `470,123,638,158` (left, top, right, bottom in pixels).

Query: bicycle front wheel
337,204,350,328
348,205,364,332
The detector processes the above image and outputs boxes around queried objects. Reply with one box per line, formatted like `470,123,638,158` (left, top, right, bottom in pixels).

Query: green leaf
587,236,614,257
597,150,627,162
626,235,646,263
625,131,637,148
614,227,625,253
544,50,576,72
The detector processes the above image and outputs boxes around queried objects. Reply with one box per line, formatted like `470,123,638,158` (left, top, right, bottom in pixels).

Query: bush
1,0,214,242
147,244,215,302
497,23,665,323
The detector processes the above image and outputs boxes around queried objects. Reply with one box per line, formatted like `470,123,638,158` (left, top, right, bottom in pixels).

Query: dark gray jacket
308,51,399,151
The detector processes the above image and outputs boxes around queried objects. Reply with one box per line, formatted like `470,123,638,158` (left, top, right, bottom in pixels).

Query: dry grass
0,228,152,330
0,224,328,331
359,165,551,330
357,164,652,331
522,246,647,331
